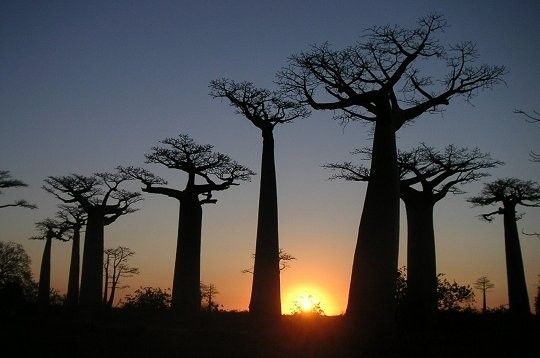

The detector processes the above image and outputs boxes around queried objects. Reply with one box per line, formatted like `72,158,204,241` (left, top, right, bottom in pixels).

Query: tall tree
0,170,37,210
30,218,67,309
325,144,501,325
103,246,139,307
56,205,87,306
474,276,495,313
120,134,253,314
469,178,540,315
210,80,308,316
278,14,505,334
43,171,141,308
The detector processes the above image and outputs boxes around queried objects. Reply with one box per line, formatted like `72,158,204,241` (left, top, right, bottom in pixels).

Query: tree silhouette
122,287,171,311
29,218,67,309
200,282,220,312
278,14,505,333
241,248,297,274
0,241,35,311
210,80,308,317
325,144,501,325
42,171,142,308
0,170,37,210
474,276,495,313
120,134,253,314
515,109,539,162
103,246,139,307
469,178,540,315
56,205,87,306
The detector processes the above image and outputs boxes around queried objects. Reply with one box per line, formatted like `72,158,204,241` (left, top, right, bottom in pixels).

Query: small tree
30,219,68,309
43,171,142,308
0,241,35,310
0,170,37,210
469,178,540,315
122,287,171,311
103,246,139,307
200,282,220,312
121,134,253,314
474,276,495,313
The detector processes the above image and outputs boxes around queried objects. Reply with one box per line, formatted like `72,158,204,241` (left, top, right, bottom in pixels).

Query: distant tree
515,109,539,162
291,295,325,316
29,218,67,309
0,241,36,310
396,269,474,312
278,14,505,333
43,171,142,308
56,205,87,306
469,178,540,315
120,134,253,314
103,246,139,307
0,170,37,210
210,79,308,317
122,287,171,311
200,282,220,312
325,144,501,325
474,276,495,313
241,249,297,274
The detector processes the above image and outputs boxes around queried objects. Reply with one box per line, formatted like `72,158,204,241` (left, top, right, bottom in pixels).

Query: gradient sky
1,0,539,314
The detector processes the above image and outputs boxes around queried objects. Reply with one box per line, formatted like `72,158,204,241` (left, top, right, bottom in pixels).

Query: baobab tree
469,178,540,315
103,246,139,307
30,218,67,309
120,134,254,314
56,205,87,306
325,144,501,325
43,171,142,308
278,14,505,333
210,80,308,316
474,276,495,313
0,170,37,210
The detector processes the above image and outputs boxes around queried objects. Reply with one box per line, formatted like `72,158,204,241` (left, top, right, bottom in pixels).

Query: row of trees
1,14,538,338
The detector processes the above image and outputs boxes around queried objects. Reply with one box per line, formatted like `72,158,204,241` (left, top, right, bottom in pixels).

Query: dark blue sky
1,0,539,312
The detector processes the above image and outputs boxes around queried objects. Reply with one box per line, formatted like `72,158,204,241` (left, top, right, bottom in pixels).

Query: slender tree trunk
503,207,530,314
80,213,105,308
172,195,203,314
107,274,118,307
38,235,52,309
103,257,109,305
482,289,487,313
404,196,437,326
249,129,281,317
347,118,400,337
66,228,80,306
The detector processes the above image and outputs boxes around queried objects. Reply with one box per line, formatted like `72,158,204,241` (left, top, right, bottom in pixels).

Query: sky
1,0,539,315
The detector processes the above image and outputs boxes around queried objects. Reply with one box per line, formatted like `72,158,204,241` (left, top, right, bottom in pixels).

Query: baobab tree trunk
80,213,105,308
172,195,203,314
66,228,80,306
404,197,437,326
249,129,281,317
347,118,400,337
38,235,52,309
503,207,530,314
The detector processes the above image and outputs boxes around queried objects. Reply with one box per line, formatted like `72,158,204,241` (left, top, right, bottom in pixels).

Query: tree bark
80,213,105,308
172,195,203,314
503,207,530,314
346,118,400,337
66,228,80,306
249,129,281,317
403,196,437,326
37,235,52,309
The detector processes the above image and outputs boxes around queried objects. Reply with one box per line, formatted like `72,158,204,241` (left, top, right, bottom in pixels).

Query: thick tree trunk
66,228,80,306
347,119,400,337
249,130,281,317
38,235,52,309
503,207,530,314
79,213,105,308
172,196,203,314
404,197,437,326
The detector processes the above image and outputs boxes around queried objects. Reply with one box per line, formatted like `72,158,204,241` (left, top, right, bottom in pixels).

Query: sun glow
283,285,339,315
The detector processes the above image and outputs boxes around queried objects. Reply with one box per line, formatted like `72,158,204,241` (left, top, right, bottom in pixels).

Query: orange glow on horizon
282,284,340,316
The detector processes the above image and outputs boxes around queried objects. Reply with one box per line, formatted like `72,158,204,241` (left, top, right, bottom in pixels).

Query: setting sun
283,285,339,315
